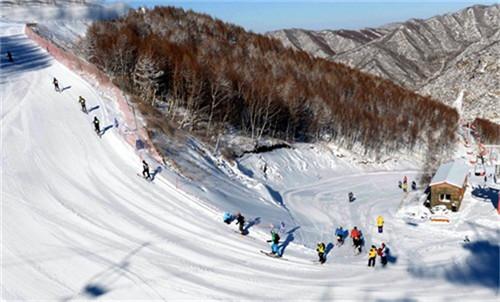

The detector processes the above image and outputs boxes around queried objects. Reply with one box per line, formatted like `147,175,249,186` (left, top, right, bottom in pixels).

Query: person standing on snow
142,160,151,179
335,226,345,245
223,212,233,224
316,242,326,264
93,116,100,136
411,181,417,191
78,96,87,113
235,213,245,234
354,231,363,254
368,245,377,267
377,243,388,266
267,230,281,256
377,215,384,233
53,77,60,92
350,226,361,246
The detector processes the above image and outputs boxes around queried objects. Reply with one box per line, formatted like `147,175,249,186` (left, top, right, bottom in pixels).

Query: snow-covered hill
0,0,129,23
1,20,499,301
269,4,500,123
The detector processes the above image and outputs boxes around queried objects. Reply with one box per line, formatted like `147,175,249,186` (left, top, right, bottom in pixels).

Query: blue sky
108,1,499,32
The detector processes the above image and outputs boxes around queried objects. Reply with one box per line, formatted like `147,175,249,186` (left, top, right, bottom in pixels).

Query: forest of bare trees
82,6,459,156
473,118,500,144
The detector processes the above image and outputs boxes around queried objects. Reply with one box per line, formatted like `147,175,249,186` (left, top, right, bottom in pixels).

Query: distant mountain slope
269,27,393,58
269,4,500,123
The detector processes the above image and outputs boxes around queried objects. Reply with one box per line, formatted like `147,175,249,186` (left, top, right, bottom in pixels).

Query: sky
108,1,499,32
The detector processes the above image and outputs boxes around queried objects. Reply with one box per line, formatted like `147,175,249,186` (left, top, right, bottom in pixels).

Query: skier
411,181,417,191
235,212,245,234
398,180,402,189
93,116,101,136
142,160,151,179
402,182,408,192
368,245,377,267
350,226,361,246
377,242,388,267
335,226,345,245
376,215,384,233
316,242,326,264
267,230,280,256
223,212,233,224
53,77,60,92
6,51,13,62
78,96,87,113
353,231,363,254
348,192,355,202
403,175,408,184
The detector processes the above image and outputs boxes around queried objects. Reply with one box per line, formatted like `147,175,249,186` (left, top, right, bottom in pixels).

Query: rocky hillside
269,4,500,123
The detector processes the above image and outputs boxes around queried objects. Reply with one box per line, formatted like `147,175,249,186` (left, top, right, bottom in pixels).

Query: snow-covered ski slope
1,22,499,301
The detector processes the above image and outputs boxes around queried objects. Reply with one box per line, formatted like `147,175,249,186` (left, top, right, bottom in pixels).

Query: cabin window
439,193,451,202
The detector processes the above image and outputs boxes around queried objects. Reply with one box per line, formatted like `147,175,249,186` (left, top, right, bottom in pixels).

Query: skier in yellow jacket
368,245,377,267
316,242,326,264
377,215,384,233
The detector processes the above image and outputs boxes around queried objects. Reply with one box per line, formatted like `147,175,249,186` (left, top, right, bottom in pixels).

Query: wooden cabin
429,159,469,211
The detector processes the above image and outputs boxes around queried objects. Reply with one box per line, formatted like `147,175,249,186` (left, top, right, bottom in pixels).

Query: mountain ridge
269,4,500,123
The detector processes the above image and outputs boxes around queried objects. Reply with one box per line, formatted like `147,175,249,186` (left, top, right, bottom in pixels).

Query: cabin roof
430,159,469,188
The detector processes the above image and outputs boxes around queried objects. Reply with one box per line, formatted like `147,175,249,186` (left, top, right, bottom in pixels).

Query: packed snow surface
1,22,499,301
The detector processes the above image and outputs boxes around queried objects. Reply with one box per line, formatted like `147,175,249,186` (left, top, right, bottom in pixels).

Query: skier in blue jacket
335,226,345,245
223,212,233,224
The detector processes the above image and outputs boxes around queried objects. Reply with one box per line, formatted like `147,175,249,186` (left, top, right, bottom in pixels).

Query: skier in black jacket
142,160,151,179
235,213,245,234
93,116,100,136
53,77,60,92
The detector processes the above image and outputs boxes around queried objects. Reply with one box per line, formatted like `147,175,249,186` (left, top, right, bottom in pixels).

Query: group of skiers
53,78,103,137
368,243,388,267
321,218,388,267
223,212,246,234
222,211,390,267
52,77,156,183
398,176,417,192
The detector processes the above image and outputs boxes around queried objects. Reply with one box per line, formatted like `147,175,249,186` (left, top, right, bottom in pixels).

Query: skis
260,250,288,261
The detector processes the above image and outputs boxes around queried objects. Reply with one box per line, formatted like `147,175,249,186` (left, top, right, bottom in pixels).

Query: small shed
429,159,469,211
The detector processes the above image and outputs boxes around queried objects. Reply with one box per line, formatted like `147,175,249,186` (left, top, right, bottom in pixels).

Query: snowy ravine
1,22,499,301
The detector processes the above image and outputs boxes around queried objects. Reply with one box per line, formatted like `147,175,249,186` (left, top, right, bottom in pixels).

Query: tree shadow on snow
264,184,284,207
409,240,499,291
0,34,52,83
471,186,498,210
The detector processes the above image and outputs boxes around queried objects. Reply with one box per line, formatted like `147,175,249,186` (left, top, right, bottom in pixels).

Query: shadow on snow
0,34,52,83
409,240,499,291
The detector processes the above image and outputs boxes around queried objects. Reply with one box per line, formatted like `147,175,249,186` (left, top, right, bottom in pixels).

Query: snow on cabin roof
430,159,469,188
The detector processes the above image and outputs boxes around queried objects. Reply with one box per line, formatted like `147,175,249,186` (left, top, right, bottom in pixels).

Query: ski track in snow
1,22,499,301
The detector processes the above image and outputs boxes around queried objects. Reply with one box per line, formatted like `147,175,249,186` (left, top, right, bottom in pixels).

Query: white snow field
1,22,500,301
